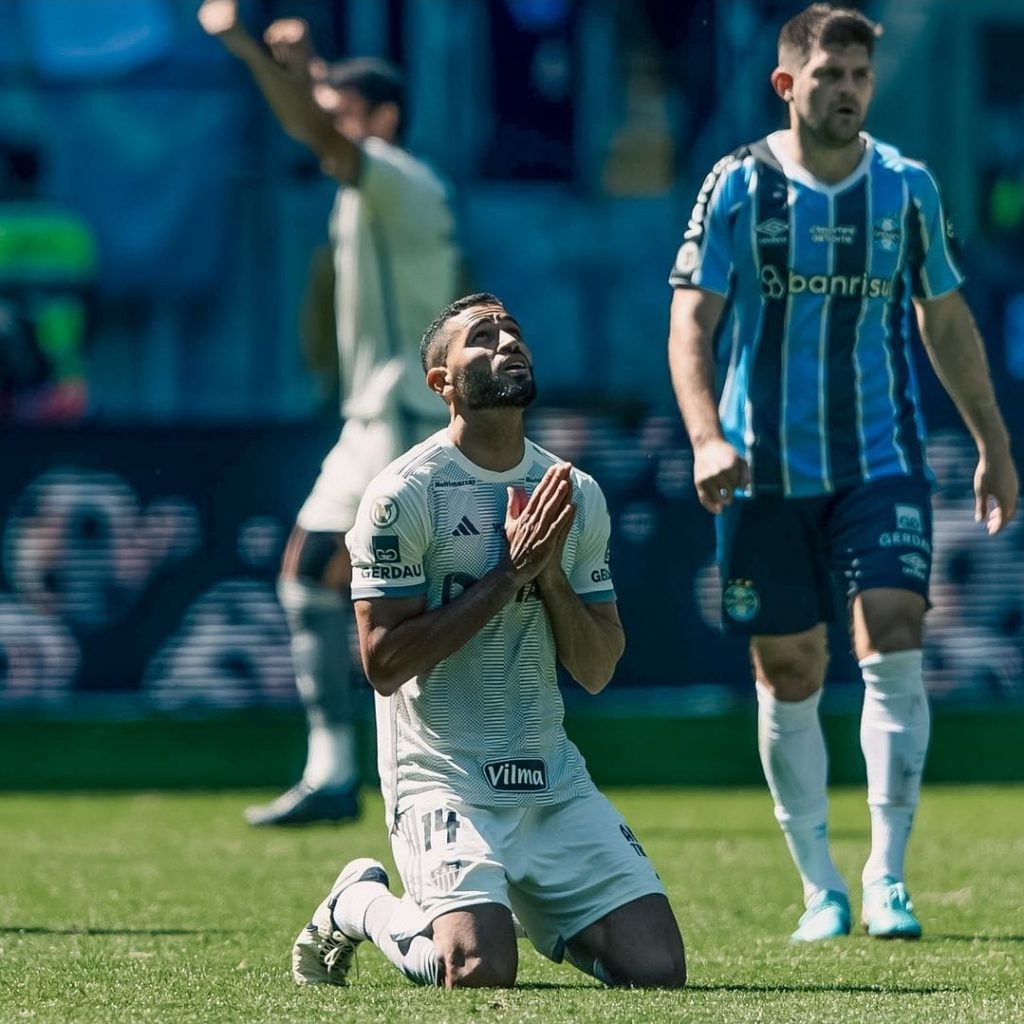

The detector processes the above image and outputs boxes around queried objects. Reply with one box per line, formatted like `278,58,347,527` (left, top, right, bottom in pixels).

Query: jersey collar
766,130,875,195
439,431,534,481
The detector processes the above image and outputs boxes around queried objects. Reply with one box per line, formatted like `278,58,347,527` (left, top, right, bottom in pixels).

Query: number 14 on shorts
422,808,460,851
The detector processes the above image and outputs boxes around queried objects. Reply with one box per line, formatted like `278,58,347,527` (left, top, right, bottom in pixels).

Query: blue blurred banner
0,414,739,710
1,417,1022,714
0,420,333,708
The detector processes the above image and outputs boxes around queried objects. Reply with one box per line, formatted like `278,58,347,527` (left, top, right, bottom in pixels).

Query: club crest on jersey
372,535,400,563
428,860,464,893
723,579,761,622
873,217,901,252
370,497,399,528
483,758,548,792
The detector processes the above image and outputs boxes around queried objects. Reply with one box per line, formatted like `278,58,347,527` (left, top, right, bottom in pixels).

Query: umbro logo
451,516,480,536
900,552,928,581
755,217,789,246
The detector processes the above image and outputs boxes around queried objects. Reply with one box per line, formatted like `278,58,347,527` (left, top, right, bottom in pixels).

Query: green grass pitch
2,786,1022,1024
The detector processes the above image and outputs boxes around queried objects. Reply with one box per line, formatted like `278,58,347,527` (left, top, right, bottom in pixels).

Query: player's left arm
537,572,624,695
536,481,625,694
915,290,1019,533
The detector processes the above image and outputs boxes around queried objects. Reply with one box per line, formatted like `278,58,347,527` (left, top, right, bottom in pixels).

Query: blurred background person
0,139,96,423
198,0,461,825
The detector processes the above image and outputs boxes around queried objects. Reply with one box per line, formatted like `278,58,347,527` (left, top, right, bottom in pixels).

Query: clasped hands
503,463,575,586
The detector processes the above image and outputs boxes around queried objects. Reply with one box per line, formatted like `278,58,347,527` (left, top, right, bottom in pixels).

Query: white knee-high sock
335,884,441,987
757,681,847,902
859,650,930,886
277,579,357,790
305,722,357,790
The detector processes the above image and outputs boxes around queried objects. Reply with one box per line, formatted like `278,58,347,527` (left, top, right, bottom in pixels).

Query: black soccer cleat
243,781,360,826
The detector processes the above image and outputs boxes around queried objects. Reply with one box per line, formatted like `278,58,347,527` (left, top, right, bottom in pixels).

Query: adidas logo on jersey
451,516,480,536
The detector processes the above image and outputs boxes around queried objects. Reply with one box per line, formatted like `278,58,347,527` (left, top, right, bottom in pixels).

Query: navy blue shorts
716,475,933,636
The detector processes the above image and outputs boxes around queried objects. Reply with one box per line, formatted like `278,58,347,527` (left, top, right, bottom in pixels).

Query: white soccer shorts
387,788,666,961
296,410,442,534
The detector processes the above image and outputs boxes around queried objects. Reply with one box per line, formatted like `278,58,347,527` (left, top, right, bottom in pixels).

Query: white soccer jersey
347,430,616,823
331,137,458,424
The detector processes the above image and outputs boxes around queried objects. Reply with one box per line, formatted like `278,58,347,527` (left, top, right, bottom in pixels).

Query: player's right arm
355,578,519,697
668,287,749,513
197,0,361,184
352,464,573,696
667,156,749,513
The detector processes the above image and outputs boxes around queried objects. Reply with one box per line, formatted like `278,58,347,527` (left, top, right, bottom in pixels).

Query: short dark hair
325,57,405,131
420,293,504,373
779,4,882,67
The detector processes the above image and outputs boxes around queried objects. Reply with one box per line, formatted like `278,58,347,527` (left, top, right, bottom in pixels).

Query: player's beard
811,110,864,149
454,365,537,410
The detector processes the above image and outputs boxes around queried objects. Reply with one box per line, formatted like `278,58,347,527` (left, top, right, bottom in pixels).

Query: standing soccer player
668,4,1018,941
198,1,459,825
292,294,686,989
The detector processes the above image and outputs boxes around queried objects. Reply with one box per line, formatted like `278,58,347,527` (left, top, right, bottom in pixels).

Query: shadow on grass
933,934,1024,943
512,982,603,990
1,926,234,936
690,983,965,994
644,828,866,842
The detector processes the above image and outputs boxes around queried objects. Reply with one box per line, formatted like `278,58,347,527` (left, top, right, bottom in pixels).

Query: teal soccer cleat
791,889,852,942
862,877,922,939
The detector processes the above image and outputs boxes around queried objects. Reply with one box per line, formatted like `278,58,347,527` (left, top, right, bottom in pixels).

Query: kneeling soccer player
291,293,687,989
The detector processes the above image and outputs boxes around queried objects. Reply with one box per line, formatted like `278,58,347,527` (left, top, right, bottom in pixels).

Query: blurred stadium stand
0,0,1022,785
2,415,1021,710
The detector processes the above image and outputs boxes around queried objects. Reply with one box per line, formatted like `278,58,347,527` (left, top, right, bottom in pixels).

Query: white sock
756,681,847,902
859,650,930,886
335,886,440,987
277,579,358,791
304,722,356,791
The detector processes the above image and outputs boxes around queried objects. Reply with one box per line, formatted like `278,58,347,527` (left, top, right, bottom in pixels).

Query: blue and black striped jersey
669,131,964,497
